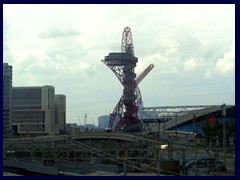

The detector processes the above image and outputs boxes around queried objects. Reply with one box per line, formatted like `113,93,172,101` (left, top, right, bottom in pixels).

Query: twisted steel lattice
102,27,154,132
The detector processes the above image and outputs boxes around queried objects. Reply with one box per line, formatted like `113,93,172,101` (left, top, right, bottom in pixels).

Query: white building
12,85,66,135
98,115,110,129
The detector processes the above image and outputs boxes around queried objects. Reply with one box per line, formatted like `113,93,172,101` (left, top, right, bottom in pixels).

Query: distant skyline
3,4,235,125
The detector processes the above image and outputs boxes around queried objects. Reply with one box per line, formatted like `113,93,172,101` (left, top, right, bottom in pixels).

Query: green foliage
202,116,235,142
226,121,235,137
202,117,222,141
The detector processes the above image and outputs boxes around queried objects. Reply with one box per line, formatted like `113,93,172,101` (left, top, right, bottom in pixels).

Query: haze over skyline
3,4,235,125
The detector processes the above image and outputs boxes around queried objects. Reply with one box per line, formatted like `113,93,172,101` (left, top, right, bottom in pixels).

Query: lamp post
78,115,81,125
83,113,89,132
221,103,226,169
175,113,178,133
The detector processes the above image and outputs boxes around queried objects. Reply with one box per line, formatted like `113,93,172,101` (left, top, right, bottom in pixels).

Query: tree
202,116,223,145
202,116,235,146
226,121,235,138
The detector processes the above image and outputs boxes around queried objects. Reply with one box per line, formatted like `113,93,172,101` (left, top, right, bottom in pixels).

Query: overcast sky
3,4,235,125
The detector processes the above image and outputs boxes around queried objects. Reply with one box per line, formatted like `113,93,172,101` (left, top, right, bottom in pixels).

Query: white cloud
38,20,80,39
3,4,235,125
216,41,235,74
184,58,198,71
204,39,235,78
68,62,91,73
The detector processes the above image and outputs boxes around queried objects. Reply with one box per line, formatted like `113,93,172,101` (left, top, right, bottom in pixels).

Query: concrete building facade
3,63,13,136
54,94,66,133
12,85,66,135
98,115,110,129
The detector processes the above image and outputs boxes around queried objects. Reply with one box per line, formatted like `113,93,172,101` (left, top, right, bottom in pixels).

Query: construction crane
102,26,154,132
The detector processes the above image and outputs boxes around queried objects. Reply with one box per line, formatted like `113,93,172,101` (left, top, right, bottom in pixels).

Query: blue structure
168,106,235,137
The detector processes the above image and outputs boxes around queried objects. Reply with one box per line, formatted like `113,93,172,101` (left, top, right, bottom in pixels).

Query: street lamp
83,113,89,132
222,103,226,169
78,115,81,126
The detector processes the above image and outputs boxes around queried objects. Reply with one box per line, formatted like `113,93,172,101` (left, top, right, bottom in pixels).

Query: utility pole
182,149,186,176
157,122,160,141
193,113,197,144
156,148,161,176
193,113,196,133
222,103,226,169
83,113,89,132
155,109,160,141
163,122,165,134
194,151,198,176
78,115,81,133
73,124,75,134
78,115,81,126
175,113,178,133
123,148,128,176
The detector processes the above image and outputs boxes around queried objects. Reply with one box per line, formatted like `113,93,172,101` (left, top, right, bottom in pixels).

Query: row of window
20,124,45,132
13,118,44,123
12,111,45,123
12,106,42,110
12,111,42,115
12,100,41,105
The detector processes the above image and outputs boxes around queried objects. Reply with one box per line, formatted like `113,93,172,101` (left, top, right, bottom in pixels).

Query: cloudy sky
3,4,235,125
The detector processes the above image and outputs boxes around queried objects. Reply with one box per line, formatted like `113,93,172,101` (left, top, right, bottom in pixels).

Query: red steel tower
102,26,154,132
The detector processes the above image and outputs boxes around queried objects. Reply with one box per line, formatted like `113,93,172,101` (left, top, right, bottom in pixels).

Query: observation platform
104,52,138,66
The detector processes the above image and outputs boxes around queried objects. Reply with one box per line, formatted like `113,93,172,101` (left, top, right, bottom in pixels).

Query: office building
3,63,13,136
54,94,66,132
12,85,66,135
98,115,110,129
